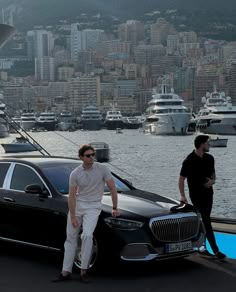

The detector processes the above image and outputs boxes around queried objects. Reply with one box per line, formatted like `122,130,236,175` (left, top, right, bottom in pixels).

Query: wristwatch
112,207,118,210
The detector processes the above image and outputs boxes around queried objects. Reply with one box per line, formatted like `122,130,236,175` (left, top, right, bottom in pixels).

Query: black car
0,155,205,269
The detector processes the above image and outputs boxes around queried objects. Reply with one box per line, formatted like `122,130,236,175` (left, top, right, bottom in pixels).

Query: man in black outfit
178,134,226,260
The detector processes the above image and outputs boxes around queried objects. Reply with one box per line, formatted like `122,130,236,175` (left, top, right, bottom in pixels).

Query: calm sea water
1,129,236,219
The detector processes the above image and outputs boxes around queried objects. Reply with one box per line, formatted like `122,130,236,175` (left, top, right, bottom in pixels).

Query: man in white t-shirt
54,144,119,283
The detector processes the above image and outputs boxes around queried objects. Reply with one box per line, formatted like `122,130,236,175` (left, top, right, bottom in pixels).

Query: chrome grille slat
150,214,200,242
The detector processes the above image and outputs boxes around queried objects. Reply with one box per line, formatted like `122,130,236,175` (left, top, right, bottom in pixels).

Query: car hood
102,189,177,218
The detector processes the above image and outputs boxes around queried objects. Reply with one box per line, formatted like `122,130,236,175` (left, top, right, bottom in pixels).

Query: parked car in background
0,155,205,270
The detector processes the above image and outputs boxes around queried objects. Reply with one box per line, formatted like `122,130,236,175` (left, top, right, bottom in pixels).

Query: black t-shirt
180,150,215,200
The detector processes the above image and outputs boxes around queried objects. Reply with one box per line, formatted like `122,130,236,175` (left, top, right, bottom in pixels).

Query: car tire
74,235,99,271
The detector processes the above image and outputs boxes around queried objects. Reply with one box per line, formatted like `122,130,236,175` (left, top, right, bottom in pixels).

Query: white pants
62,201,102,272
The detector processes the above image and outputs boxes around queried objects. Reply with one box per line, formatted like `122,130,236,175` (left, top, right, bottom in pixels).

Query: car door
3,162,64,249
0,162,12,239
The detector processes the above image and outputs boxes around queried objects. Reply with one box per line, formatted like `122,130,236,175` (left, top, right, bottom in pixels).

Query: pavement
0,243,235,292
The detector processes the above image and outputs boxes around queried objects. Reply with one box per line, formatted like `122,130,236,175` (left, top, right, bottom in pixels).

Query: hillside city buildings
0,16,236,116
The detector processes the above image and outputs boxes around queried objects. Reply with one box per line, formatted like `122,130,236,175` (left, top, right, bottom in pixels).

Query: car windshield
41,163,131,194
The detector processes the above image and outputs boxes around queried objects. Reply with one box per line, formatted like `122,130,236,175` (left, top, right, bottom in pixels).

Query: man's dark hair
78,144,95,157
194,134,209,149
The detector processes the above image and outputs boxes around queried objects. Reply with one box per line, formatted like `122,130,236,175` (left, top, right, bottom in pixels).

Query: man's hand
71,215,79,228
204,177,215,188
180,195,188,204
112,209,120,217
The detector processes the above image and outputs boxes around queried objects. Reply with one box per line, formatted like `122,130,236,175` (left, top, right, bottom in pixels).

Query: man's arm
68,185,79,227
106,178,119,217
178,175,188,203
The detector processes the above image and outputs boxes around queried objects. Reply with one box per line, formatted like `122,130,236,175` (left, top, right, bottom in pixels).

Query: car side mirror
25,184,49,198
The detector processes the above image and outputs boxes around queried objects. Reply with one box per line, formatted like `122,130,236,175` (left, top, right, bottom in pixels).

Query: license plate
166,241,192,253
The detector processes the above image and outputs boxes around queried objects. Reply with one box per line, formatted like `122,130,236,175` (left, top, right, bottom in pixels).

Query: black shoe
215,251,227,260
52,273,72,283
79,274,91,284
200,250,214,257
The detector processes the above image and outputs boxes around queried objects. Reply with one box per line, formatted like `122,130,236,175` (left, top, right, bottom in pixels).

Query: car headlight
104,217,144,230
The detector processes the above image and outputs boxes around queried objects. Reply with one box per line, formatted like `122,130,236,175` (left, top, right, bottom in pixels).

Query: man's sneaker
200,250,214,257
215,251,227,260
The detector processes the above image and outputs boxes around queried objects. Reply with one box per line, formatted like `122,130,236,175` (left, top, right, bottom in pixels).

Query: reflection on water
0,129,236,218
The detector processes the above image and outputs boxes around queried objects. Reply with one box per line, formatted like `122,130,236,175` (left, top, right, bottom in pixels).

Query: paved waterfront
0,244,235,292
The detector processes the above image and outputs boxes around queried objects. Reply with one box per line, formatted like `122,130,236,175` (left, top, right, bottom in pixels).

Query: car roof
0,154,82,167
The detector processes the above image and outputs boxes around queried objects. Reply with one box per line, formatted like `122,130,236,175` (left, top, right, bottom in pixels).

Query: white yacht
105,104,124,130
20,112,37,131
36,112,57,131
0,102,9,138
144,86,191,135
194,90,236,135
57,111,75,131
80,105,103,130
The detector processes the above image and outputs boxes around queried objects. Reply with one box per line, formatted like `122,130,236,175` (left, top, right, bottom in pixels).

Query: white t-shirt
69,162,112,202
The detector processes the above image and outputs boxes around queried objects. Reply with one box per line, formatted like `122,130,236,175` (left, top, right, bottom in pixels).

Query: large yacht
0,102,9,138
194,90,236,135
57,111,76,131
36,112,57,131
144,86,191,135
20,112,37,131
105,104,124,130
80,105,103,130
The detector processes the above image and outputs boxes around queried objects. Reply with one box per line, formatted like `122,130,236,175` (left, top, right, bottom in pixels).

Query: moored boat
1,136,42,153
209,136,228,147
144,85,191,135
105,104,124,130
89,142,110,162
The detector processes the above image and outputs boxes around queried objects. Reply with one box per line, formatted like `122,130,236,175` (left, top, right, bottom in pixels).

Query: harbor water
0,129,235,219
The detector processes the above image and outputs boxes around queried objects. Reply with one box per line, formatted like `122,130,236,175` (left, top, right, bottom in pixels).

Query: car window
10,164,44,191
42,163,79,194
41,163,131,194
0,163,10,187
104,176,131,193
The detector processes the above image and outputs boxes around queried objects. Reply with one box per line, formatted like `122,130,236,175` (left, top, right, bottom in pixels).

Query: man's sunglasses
84,153,95,158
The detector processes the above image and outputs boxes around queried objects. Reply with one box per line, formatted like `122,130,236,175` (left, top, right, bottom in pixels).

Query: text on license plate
166,241,192,253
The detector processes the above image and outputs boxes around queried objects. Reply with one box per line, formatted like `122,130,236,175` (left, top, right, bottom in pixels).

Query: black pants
191,195,219,254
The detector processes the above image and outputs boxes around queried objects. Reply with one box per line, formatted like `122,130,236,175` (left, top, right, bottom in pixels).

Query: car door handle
3,197,15,203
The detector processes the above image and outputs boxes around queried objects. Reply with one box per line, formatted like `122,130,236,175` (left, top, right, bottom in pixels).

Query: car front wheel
74,236,98,270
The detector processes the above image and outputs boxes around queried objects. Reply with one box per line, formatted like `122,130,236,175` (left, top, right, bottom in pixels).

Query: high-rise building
35,57,55,81
228,62,236,104
150,18,176,45
27,30,54,60
58,66,74,81
167,35,180,55
118,20,145,45
134,44,166,65
69,76,100,113
70,24,104,62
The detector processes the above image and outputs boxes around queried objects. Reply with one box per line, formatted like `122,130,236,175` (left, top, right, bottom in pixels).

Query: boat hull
36,121,57,131
147,113,191,135
105,120,124,130
1,143,41,153
80,120,102,131
209,138,228,147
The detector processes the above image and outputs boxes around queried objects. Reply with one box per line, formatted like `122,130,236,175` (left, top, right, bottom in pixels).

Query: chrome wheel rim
74,236,98,269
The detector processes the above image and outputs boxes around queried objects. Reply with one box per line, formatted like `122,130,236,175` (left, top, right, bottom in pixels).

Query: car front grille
150,214,200,242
